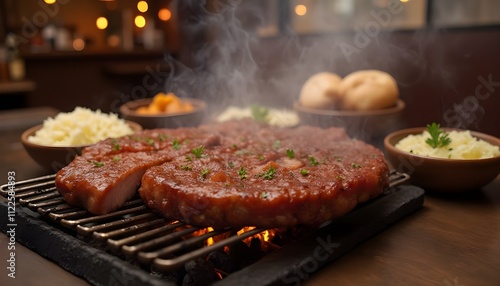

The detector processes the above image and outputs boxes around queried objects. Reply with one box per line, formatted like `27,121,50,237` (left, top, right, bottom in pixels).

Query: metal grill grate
1,171,410,274
0,173,281,272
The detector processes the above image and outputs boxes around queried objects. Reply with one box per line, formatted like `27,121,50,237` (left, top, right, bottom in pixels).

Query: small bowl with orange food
120,93,207,129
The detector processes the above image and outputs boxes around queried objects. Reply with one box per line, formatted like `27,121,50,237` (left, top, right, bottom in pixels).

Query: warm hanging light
135,15,146,28
295,4,307,16
72,38,85,51
137,1,148,13
158,8,171,21
44,0,56,4
400,0,410,2
96,17,108,30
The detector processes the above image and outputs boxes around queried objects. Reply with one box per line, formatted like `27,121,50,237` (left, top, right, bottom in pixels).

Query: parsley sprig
425,123,451,148
250,104,269,123
191,145,204,158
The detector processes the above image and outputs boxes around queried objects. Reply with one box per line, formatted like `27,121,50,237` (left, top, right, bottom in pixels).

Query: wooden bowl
294,99,405,140
384,127,500,192
119,98,207,129
21,121,142,172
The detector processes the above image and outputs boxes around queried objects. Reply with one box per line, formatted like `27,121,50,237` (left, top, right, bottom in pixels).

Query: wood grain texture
306,178,500,286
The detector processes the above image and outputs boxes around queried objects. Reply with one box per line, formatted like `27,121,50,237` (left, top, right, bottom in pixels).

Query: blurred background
0,0,499,136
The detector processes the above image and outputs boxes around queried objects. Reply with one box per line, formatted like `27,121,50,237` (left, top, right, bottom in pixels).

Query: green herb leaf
228,161,234,168
260,192,269,199
146,138,155,146
262,166,276,180
238,167,247,180
300,169,309,176
201,168,210,178
425,123,451,148
250,104,269,122
180,165,192,171
192,145,204,158
160,134,170,141
185,155,192,162
309,156,319,166
351,163,362,169
93,161,105,167
273,140,281,150
111,139,120,151
113,156,121,162
172,139,181,150
286,149,295,159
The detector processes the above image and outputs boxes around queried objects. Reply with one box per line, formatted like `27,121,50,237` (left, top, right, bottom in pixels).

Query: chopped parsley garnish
111,139,120,151
286,149,295,159
172,139,181,150
300,169,309,176
238,167,247,180
113,156,121,162
228,161,234,168
185,155,192,162
180,165,192,171
262,166,276,180
273,140,281,150
309,156,319,166
258,154,265,161
250,104,269,123
235,149,248,156
146,138,155,146
351,163,362,169
200,168,210,178
260,192,269,199
192,145,204,158
92,161,105,167
232,144,238,149
158,134,169,142
425,123,451,148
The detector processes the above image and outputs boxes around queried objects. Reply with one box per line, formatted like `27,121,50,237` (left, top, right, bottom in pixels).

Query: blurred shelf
21,49,168,61
0,80,37,95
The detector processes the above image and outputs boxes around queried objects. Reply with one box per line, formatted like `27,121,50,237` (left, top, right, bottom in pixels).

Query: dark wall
21,26,500,137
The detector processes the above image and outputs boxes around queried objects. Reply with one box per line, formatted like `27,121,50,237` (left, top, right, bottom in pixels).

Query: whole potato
340,70,399,110
299,72,343,109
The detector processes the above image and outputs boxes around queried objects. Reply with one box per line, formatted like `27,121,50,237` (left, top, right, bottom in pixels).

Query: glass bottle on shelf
6,34,26,81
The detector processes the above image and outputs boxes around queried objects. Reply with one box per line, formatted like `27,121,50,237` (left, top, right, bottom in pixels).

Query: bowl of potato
120,92,207,129
294,70,405,141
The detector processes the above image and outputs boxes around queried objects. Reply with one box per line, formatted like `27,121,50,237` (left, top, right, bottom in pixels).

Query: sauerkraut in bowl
384,125,500,192
28,107,135,147
395,129,500,160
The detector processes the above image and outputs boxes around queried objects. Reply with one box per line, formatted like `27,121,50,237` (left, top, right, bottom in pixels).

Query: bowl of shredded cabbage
384,123,500,192
21,107,142,172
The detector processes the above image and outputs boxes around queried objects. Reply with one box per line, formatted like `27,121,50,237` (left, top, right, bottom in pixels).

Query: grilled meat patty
139,122,389,228
56,120,389,227
55,128,221,214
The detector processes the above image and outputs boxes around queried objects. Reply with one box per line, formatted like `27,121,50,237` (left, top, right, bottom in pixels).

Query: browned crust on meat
139,122,389,228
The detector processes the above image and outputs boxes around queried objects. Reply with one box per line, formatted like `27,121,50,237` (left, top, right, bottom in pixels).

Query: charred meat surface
139,121,389,228
55,127,221,214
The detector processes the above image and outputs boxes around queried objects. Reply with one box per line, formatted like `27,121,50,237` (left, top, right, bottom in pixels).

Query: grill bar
1,170,412,276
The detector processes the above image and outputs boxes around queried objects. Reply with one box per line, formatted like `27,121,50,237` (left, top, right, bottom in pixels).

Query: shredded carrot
136,92,193,114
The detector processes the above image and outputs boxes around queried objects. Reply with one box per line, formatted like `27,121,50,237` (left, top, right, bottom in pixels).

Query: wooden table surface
0,108,499,286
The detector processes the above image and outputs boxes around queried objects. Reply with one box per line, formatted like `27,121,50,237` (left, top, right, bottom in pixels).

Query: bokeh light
96,17,108,30
295,5,307,16
135,15,146,28
158,8,172,21
137,1,148,13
